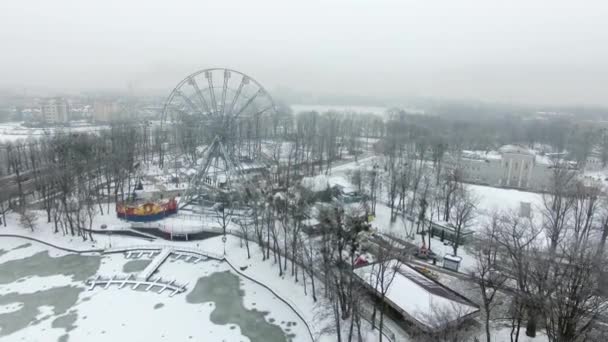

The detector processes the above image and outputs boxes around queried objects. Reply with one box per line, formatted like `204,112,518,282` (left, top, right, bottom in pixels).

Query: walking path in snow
140,248,173,281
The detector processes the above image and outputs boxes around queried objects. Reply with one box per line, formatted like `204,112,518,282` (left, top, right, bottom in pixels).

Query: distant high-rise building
93,100,120,122
40,97,69,124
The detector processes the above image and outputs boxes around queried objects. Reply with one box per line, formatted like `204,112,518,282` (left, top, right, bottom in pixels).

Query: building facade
40,97,69,124
453,145,556,191
93,100,120,122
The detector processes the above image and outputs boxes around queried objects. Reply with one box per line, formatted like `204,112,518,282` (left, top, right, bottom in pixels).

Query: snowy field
0,122,109,143
325,154,544,231
468,184,543,217
582,170,608,188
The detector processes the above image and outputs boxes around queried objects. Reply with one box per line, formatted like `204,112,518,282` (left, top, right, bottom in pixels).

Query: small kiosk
442,254,462,272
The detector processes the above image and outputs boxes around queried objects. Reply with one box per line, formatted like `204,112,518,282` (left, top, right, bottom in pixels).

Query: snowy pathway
140,248,172,280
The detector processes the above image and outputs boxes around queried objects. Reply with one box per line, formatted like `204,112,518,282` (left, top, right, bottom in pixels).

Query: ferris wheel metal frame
160,68,278,208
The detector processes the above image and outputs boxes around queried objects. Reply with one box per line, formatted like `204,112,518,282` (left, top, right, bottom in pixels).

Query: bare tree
450,185,477,256
349,168,363,194
409,140,428,217
534,193,608,342
495,211,542,341
526,231,607,342
214,192,235,256
301,236,318,301
366,163,380,215
6,142,26,207
369,239,408,341
235,215,252,259
0,191,9,227
598,205,608,259
442,167,462,222
19,208,38,231
430,137,448,186
214,193,235,233
541,163,576,253
473,214,508,342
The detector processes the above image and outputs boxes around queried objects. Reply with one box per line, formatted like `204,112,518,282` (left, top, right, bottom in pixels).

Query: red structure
116,197,178,222
354,255,368,266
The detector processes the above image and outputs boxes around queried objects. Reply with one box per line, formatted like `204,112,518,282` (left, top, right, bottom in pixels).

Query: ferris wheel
160,68,279,207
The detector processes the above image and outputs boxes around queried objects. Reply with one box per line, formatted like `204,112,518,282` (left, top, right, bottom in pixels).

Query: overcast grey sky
1,0,607,106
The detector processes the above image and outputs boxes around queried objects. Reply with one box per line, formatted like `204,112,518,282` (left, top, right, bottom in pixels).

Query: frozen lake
0,238,307,342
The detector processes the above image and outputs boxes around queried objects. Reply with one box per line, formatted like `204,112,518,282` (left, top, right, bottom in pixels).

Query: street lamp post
101,224,111,248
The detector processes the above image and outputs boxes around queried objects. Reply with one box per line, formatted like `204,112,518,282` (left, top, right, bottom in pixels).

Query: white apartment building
40,97,69,124
93,100,120,122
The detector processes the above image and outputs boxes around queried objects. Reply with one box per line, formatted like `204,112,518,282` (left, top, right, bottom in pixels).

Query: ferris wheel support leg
180,136,219,207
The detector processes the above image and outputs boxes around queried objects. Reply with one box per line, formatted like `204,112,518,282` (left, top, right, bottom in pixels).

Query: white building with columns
452,145,558,191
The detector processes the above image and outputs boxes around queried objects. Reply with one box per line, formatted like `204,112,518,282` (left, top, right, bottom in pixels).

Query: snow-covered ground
261,141,296,161
487,325,548,342
0,236,309,342
581,169,608,188
326,154,544,228
0,203,554,342
0,208,390,342
301,174,357,193
468,183,543,217
0,122,109,143
323,156,546,274
0,153,558,341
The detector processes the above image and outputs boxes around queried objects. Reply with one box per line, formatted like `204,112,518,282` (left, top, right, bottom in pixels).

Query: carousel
116,197,178,222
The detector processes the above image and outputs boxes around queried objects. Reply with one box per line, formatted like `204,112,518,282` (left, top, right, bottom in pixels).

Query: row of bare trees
473,167,608,342
0,124,149,240
352,114,478,258
228,174,408,341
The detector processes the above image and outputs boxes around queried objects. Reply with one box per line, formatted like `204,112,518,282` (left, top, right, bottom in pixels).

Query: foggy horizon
2,2,608,341
2,0,608,107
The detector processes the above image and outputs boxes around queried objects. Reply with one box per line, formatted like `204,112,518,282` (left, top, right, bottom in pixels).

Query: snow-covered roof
461,150,502,161
498,144,534,156
327,175,356,193
159,223,205,235
300,175,330,192
300,174,356,193
443,254,462,262
534,154,553,165
461,145,560,166
303,218,320,227
354,260,479,330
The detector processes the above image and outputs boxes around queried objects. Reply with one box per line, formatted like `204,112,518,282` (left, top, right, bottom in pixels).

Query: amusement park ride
117,68,279,222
